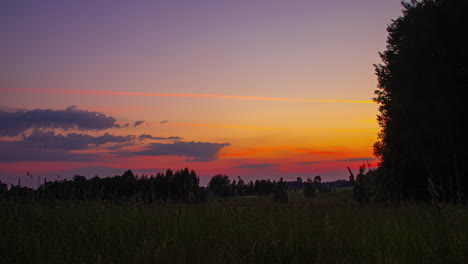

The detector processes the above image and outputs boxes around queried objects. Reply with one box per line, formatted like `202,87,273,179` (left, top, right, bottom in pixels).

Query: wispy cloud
124,141,230,162
139,134,182,141
235,163,276,169
133,120,145,127
298,157,375,166
0,88,376,104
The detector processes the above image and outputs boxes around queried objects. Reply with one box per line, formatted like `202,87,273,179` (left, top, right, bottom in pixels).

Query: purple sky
0,0,403,186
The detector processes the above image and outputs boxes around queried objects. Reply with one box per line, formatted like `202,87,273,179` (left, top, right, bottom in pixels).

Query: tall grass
1,190,467,263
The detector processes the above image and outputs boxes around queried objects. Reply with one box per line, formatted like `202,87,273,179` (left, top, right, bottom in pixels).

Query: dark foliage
2,168,203,203
272,178,288,203
254,179,275,197
208,174,231,197
372,0,468,202
1,171,351,204
303,178,317,198
303,175,334,198
207,175,291,202
347,167,355,186
0,181,7,194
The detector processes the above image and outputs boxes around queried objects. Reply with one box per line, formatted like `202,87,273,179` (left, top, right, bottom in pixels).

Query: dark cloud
160,120,168,124
134,120,145,127
0,130,139,162
139,134,155,140
0,104,220,162
139,134,182,141
22,130,136,150
128,141,229,162
0,106,117,136
167,136,183,141
299,157,375,166
0,128,198,162
0,141,98,162
235,163,277,169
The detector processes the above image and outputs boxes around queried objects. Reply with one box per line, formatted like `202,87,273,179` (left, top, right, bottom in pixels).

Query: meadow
1,190,467,263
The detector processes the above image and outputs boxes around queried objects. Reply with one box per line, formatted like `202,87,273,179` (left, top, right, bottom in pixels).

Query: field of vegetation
1,189,467,264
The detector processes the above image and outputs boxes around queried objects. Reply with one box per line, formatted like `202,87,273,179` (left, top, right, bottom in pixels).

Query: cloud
15,130,183,151
0,105,226,162
0,130,225,162
235,163,277,169
0,141,99,162
299,157,375,166
0,106,117,136
0,130,138,162
138,134,182,141
160,120,168,124
134,120,145,127
128,141,230,162
22,130,137,150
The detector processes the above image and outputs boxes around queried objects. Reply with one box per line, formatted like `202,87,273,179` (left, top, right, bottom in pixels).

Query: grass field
1,190,467,263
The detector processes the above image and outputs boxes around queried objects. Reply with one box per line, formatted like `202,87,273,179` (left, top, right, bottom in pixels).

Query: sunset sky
0,0,403,186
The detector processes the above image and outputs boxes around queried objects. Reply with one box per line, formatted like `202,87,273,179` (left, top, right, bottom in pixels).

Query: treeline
0,170,341,203
207,174,335,202
2,169,202,203
207,174,287,199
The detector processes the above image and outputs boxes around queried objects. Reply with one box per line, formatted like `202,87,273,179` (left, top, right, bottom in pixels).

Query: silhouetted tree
254,179,274,196
208,174,231,197
0,180,7,194
304,178,316,198
353,164,372,202
313,176,322,184
236,176,246,195
373,0,468,202
273,178,288,203
17,168,203,203
347,167,355,186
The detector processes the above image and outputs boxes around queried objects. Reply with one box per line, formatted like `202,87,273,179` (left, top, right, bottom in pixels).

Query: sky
0,0,403,186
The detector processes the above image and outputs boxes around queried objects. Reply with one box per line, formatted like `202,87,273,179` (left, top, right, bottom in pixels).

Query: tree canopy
373,0,468,201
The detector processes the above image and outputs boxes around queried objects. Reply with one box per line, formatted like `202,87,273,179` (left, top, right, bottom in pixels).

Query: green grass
1,191,467,263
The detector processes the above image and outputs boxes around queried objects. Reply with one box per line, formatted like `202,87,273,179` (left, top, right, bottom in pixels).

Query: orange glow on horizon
155,122,379,132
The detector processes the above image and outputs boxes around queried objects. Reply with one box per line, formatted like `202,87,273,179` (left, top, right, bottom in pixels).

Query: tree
313,175,323,192
353,164,372,202
347,167,355,186
236,176,246,195
208,175,231,197
303,178,316,198
273,178,288,203
313,176,322,184
373,0,468,202
0,180,7,194
169,168,200,202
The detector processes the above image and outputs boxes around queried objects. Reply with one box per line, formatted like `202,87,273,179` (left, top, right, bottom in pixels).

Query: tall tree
374,0,468,201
